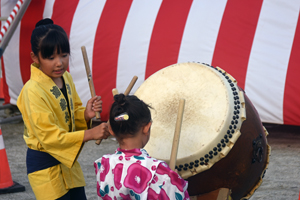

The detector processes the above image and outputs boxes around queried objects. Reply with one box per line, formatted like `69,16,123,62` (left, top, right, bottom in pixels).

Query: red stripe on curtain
211,0,263,89
93,0,133,121
51,0,79,38
52,0,79,72
283,14,300,125
19,0,46,84
1,58,10,104
145,0,193,78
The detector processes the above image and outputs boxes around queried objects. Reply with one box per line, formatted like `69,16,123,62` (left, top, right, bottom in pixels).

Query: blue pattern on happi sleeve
130,190,141,200
133,156,145,160
100,185,110,197
175,192,183,200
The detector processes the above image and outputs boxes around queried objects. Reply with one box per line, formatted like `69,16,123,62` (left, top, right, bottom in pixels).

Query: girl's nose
56,57,63,66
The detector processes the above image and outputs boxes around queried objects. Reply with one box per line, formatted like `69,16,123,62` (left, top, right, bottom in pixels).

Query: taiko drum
134,62,270,200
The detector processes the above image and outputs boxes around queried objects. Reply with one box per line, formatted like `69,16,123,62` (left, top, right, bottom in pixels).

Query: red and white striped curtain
1,0,300,125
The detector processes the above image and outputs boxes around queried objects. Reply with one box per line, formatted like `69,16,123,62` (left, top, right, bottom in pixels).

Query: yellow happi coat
17,63,88,200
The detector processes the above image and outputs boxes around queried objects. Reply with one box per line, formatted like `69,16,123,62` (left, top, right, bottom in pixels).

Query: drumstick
124,76,138,95
94,88,119,145
81,46,101,120
81,46,104,145
112,88,119,96
169,99,185,171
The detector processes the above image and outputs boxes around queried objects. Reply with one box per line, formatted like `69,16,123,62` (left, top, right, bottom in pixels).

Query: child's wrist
83,129,95,142
84,112,89,122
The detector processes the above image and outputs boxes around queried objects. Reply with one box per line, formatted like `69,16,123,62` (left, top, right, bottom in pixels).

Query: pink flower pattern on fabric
100,157,110,182
114,163,123,190
101,195,112,200
124,163,152,194
94,148,189,200
148,188,158,199
156,162,186,192
158,188,170,200
94,162,98,174
120,193,131,199
151,175,158,184
151,165,157,171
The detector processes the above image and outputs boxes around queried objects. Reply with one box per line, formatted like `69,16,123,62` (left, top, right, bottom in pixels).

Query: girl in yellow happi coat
17,18,110,200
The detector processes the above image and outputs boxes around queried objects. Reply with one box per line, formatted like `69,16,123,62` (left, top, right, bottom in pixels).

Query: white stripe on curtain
177,0,227,64
43,0,55,18
245,0,300,124
69,0,106,106
117,0,162,94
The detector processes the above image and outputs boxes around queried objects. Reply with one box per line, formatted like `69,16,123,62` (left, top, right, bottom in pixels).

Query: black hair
31,18,70,59
109,94,152,139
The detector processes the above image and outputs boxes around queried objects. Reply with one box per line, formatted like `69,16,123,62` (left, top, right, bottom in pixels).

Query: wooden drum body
134,62,270,200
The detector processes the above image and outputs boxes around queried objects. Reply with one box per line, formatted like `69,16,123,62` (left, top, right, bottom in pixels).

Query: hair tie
114,112,129,121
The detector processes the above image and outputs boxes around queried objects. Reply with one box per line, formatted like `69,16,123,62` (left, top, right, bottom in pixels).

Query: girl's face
31,50,69,80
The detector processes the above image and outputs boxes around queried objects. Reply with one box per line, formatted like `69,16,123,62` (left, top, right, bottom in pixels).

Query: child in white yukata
94,94,190,200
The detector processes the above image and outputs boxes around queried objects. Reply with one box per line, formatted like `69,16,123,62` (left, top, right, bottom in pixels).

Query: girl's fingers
89,95,101,104
93,100,102,109
90,95,98,102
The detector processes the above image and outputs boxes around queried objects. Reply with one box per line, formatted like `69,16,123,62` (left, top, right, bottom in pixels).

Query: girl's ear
108,123,116,137
30,52,39,64
142,121,152,135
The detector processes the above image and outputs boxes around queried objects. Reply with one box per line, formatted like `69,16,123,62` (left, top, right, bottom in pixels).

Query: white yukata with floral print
94,148,190,200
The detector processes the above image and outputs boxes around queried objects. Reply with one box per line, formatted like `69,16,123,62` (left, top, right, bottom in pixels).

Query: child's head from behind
31,18,70,59
109,94,152,141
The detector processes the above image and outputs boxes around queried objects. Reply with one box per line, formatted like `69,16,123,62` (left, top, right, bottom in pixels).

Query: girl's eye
62,54,68,57
48,57,54,60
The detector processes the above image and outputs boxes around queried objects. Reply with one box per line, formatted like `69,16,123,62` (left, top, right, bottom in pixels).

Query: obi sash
26,148,60,174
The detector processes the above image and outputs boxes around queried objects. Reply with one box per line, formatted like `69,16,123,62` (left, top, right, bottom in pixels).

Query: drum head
135,62,245,179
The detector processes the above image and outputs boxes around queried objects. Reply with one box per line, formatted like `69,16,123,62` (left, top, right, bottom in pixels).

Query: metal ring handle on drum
252,134,264,163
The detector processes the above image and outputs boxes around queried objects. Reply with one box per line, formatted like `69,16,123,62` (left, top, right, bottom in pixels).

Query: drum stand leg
190,188,232,200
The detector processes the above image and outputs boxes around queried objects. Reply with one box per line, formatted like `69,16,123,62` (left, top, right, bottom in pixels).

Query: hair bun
35,18,54,28
114,93,126,105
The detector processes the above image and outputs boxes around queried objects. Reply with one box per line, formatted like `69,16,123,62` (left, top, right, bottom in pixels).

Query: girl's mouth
54,69,64,74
